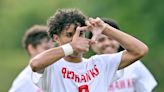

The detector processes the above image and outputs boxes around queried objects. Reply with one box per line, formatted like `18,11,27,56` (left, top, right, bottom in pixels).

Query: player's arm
30,47,65,72
87,17,148,69
103,21,148,69
30,28,90,72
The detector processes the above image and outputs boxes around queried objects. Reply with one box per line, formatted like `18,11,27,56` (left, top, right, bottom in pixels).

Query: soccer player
30,9,148,92
91,18,157,92
9,25,54,92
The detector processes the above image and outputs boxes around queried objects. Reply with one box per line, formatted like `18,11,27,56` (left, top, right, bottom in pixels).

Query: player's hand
86,17,108,43
70,26,91,53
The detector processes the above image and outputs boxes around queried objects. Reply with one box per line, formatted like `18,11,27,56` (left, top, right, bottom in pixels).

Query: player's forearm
103,25,148,58
30,47,65,72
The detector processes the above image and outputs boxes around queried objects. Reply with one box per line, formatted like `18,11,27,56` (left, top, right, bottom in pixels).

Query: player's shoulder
10,66,33,91
131,60,144,67
90,51,123,61
12,66,32,84
82,58,88,62
125,60,146,71
91,53,118,59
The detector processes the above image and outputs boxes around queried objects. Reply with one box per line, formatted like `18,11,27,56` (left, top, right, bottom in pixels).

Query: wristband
61,43,74,56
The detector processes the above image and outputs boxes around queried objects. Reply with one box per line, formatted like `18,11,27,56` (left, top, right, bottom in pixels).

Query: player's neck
64,55,82,63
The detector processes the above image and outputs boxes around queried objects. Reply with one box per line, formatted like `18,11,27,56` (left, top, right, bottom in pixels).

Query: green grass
0,49,28,92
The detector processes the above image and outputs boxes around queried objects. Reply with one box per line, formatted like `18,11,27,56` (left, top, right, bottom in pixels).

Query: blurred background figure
9,25,54,92
91,18,157,92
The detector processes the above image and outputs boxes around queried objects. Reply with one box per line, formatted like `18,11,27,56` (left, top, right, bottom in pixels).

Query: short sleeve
134,61,157,92
31,65,53,91
9,66,41,92
31,71,43,88
9,78,40,92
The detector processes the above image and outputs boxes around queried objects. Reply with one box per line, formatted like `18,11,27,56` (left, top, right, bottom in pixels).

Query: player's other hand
85,17,108,43
70,26,91,53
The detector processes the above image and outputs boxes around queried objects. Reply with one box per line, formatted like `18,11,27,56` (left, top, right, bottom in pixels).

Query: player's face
92,34,120,54
55,24,77,45
35,38,54,54
54,24,85,45
54,24,85,57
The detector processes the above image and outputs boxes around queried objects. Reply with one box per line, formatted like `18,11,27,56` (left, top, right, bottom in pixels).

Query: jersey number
78,85,89,92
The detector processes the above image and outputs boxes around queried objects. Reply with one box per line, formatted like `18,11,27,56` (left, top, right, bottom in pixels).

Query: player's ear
52,34,60,45
27,44,36,56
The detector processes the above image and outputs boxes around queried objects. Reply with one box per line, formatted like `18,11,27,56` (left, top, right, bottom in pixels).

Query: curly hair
47,9,86,38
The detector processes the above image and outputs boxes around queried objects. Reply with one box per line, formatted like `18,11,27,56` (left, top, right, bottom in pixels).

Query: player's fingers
95,17,104,25
73,26,81,39
78,26,88,31
96,17,101,21
91,34,98,42
88,17,97,26
85,20,92,27
89,17,94,21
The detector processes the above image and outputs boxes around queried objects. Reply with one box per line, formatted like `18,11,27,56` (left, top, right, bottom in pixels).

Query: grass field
0,49,28,92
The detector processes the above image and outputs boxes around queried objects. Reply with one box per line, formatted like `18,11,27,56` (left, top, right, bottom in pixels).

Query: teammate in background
30,9,148,92
9,25,54,92
91,18,157,92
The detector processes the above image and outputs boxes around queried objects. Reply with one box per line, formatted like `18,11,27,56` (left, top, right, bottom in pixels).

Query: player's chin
102,50,112,54
68,52,82,58
102,47,114,54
